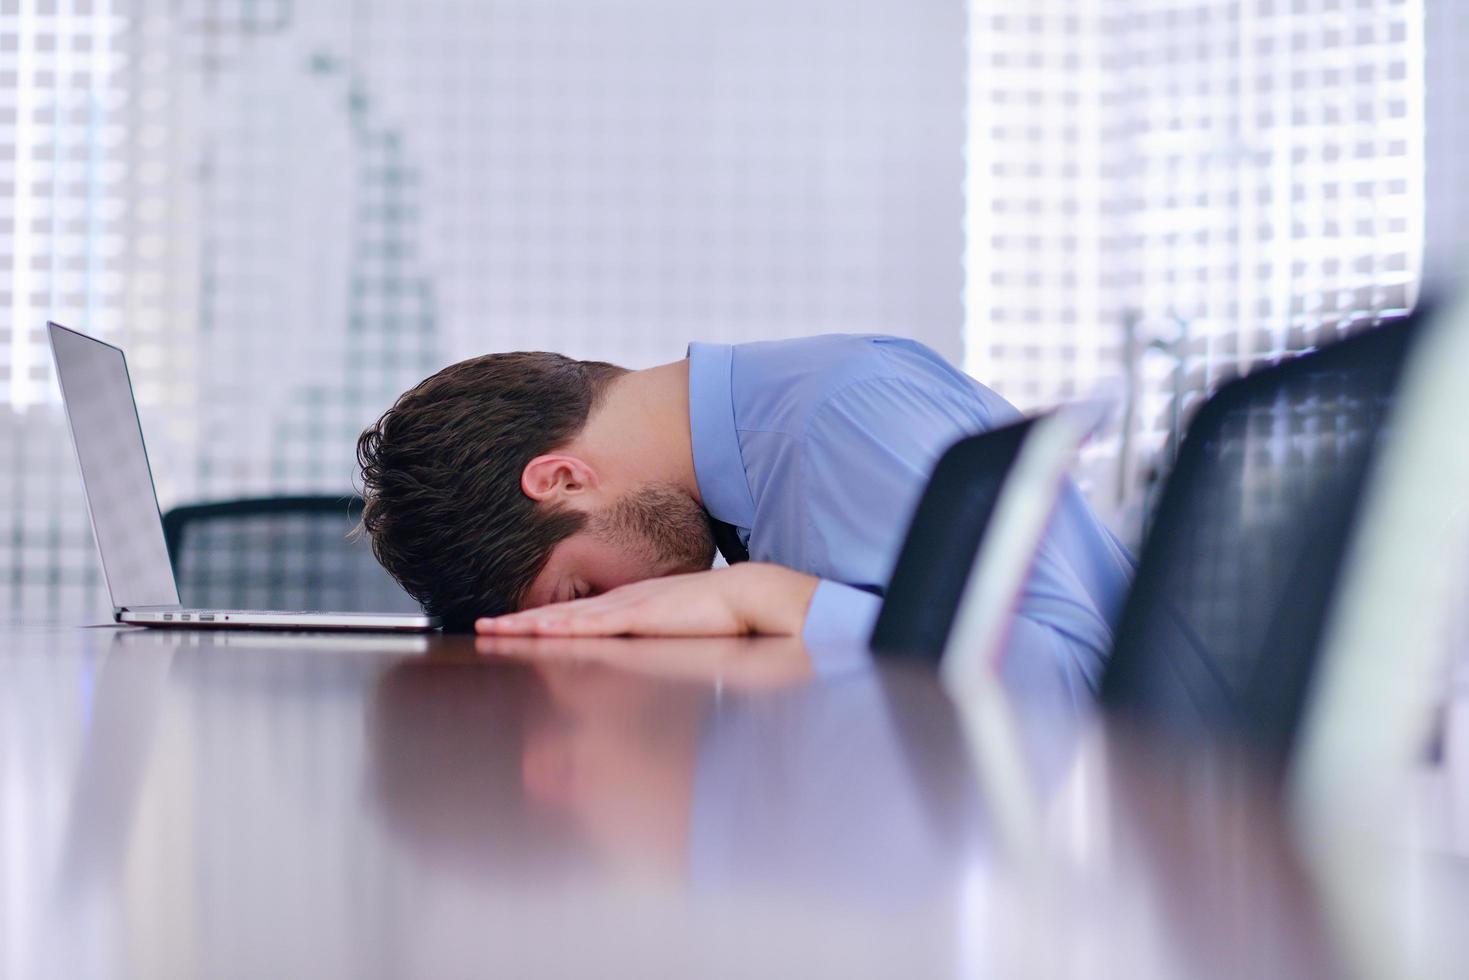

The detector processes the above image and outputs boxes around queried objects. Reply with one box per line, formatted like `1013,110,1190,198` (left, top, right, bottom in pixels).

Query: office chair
161,495,421,614
869,418,1040,663
1099,313,1420,767
870,406,1113,857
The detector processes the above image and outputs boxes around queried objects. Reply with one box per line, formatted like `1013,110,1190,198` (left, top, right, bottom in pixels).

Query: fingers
476,593,639,637
475,612,622,637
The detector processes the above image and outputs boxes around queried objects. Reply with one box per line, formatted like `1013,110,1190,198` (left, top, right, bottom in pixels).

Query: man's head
357,352,715,628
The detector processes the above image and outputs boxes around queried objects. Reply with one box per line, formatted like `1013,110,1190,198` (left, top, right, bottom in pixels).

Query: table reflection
370,636,991,904
2,625,1455,978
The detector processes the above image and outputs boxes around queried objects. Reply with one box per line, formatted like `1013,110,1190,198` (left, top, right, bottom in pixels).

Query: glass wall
0,0,966,623
964,0,1427,536
3,0,1457,622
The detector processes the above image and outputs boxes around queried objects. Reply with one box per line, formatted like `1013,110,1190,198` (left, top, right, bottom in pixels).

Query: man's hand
475,563,821,637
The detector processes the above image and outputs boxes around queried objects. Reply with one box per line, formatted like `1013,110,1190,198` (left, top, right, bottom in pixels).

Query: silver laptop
48,321,440,632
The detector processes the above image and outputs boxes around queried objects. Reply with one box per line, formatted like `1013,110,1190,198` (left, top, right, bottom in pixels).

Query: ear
521,453,599,505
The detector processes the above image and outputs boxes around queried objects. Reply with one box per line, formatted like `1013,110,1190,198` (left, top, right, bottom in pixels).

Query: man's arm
476,563,822,638
800,579,883,646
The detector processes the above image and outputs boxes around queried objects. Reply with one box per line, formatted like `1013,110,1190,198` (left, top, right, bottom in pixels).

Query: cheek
584,544,663,593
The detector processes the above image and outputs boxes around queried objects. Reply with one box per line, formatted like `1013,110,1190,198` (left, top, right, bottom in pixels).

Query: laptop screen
49,323,180,611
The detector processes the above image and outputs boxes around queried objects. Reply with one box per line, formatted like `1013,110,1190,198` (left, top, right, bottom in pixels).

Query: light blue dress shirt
687,334,1134,692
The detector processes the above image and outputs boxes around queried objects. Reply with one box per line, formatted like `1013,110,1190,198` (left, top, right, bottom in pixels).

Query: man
358,334,1132,681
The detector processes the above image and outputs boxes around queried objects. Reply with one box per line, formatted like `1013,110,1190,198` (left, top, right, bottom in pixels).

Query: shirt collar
686,342,757,529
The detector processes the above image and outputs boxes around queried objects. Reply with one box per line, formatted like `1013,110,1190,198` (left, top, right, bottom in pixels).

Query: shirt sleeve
800,579,884,676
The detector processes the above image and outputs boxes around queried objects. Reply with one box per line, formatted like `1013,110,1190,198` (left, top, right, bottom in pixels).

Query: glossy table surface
1,624,1465,979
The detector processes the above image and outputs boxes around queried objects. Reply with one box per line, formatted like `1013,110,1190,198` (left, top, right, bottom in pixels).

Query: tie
709,517,750,565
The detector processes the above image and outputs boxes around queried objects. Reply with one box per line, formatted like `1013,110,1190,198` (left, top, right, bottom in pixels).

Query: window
964,0,1425,538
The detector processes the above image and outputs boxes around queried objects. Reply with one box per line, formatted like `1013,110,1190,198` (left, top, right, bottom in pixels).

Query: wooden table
1,624,1463,978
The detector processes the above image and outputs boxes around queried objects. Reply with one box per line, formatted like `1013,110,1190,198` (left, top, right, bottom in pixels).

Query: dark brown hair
357,352,627,628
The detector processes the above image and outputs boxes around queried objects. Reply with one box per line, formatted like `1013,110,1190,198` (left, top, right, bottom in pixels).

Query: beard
591,483,717,574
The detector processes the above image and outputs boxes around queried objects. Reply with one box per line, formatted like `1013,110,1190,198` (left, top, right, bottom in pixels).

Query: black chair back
1100,315,1419,765
870,418,1038,662
162,495,420,613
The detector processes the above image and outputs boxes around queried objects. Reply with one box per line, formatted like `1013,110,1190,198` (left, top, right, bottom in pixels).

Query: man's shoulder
733,332,942,364
726,333,983,432
732,333,951,390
